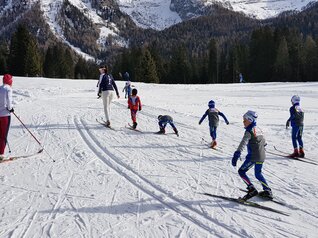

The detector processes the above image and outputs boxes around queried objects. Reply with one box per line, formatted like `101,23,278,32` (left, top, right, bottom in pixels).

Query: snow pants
292,125,303,149
238,157,270,191
130,109,138,123
102,90,115,123
209,126,217,140
0,116,11,155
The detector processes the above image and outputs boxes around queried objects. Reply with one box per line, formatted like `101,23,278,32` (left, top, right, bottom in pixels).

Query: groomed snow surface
1,77,318,237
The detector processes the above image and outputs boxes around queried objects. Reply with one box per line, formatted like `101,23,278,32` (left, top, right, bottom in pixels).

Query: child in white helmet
286,95,305,158
232,110,272,201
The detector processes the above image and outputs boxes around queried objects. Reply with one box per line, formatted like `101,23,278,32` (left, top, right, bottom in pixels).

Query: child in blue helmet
199,100,229,149
157,115,179,136
232,110,272,201
286,95,305,158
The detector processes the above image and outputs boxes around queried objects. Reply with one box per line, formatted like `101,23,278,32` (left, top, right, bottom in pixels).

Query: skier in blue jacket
199,100,229,149
232,110,272,201
286,95,305,158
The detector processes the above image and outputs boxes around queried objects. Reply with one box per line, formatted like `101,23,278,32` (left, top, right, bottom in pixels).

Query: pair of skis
267,146,317,165
0,148,43,164
201,190,289,216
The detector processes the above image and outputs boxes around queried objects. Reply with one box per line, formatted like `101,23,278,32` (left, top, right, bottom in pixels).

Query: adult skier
97,66,120,127
0,74,14,160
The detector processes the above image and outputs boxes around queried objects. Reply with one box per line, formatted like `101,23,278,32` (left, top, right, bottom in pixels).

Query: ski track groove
74,116,245,237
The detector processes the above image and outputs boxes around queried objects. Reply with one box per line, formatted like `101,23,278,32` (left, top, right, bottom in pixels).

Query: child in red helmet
0,74,14,160
128,88,142,129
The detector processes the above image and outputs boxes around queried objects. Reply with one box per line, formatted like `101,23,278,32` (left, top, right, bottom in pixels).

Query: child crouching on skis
198,100,229,149
157,115,179,136
232,110,272,201
128,88,142,129
286,95,305,158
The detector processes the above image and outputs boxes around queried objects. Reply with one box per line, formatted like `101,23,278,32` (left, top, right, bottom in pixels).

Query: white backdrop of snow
0,76,317,237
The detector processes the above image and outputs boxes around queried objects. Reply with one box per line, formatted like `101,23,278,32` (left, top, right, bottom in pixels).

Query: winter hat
3,74,12,86
291,95,300,105
243,110,258,123
208,100,215,108
132,88,137,95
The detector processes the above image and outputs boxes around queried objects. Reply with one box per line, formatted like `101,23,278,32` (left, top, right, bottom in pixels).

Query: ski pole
13,112,55,162
13,112,42,146
6,139,11,153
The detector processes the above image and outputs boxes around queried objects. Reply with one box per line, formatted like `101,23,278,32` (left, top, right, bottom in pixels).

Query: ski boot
289,149,299,158
299,148,305,158
258,189,273,200
0,154,4,161
173,128,179,137
156,128,165,134
242,185,258,201
105,120,111,127
211,141,217,149
133,122,137,129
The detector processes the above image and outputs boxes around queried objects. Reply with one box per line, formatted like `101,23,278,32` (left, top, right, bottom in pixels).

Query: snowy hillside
1,77,318,237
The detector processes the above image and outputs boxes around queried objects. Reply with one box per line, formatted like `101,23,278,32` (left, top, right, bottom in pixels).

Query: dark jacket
98,74,119,96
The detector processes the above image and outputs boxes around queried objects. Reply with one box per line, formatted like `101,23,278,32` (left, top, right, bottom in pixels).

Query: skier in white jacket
0,74,14,160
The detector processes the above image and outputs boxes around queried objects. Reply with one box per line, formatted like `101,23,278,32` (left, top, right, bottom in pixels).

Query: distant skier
0,74,14,160
199,100,229,149
128,88,142,129
286,95,305,158
157,115,179,136
232,110,272,201
97,66,120,127
122,72,132,99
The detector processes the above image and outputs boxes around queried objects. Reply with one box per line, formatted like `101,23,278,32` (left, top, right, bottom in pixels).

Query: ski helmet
291,95,300,105
3,74,12,86
158,115,163,120
243,110,258,123
208,100,215,108
132,88,137,95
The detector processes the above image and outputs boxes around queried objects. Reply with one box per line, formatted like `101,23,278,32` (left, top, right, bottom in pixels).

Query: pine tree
136,49,159,83
0,42,9,74
8,25,30,76
25,36,42,77
274,37,291,81
207,39,218,83
303,35,318,81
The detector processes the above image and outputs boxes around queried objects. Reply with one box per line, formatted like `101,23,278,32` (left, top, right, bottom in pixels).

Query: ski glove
232,151,241,166
97,92,101,98
9,108,14,113
286,120,290,129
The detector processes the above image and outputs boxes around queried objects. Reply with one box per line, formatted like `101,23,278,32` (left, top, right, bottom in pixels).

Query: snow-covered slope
0,77,318,237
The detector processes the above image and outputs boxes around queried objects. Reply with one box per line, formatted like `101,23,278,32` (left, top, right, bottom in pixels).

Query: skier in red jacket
128,88,142,129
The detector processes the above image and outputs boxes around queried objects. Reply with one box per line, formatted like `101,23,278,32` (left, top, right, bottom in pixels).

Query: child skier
286,95,305,158
122,72,131,98
157,115,179,136
198,100,229,149
128,88,142,129
232,110,272,201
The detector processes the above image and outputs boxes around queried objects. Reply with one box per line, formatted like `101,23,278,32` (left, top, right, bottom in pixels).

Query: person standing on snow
128,88,142,129
199,100,229,149
0,74,14,160
122,72,132,99
231,110,272,201
97,66,120,127
157,115,179,136
286,95,305,158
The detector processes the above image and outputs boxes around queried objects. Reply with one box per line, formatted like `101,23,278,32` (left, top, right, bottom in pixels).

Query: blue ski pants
291,125,303,149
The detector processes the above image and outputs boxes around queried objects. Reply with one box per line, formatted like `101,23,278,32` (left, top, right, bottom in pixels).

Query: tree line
1,24,318,84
